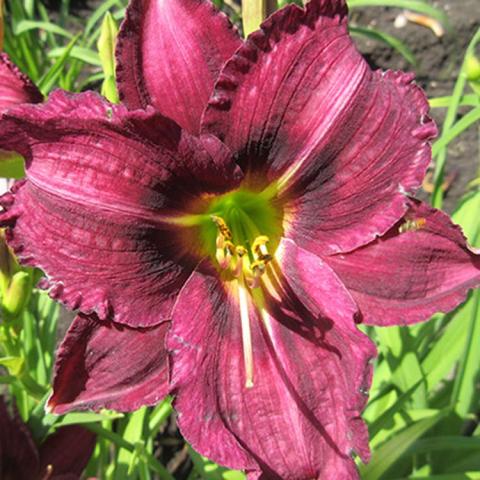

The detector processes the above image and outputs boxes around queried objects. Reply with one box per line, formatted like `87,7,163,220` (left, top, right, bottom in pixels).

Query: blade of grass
429,94,480,109
408,437,480,455
347,0,450,33
14,19,73,38
369,381,423,440
86,423,174,480
392,474,480,479
432,27,480,208
360,410,448,480
431,106,480,157
350,25,417,66
37,36,78,94
47,46,101,66
450,290,480,417
115,407,149,480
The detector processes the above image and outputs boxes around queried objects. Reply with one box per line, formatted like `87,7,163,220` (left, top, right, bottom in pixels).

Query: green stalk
451,290,480,417
86,423,175,480
242,0,277,37
432,27,480,208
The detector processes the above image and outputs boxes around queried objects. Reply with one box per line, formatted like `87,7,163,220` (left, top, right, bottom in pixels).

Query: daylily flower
0,0,479,478
0,396,95,479
0,53,42,175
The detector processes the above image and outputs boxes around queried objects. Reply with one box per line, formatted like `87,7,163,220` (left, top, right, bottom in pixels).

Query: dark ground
351,0,480,212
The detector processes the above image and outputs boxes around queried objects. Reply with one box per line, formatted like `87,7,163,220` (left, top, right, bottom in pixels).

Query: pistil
238,279,254,388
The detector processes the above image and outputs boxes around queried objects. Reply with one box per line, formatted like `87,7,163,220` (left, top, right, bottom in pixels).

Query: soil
351,0,480,212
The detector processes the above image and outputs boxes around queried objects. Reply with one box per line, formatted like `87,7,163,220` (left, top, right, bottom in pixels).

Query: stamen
211,216,271,289
232,246,247,277
251,235,272,262
237,280,254,388
211,215,232,241
40,465,54,480
245,260,266,289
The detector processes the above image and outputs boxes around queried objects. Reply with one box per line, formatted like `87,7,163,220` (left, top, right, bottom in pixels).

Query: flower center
201,188,282,283
174,188,283,389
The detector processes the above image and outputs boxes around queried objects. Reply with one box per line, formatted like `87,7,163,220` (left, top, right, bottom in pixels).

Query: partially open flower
0,53,42,177
0,396,95,480
0,0,479,478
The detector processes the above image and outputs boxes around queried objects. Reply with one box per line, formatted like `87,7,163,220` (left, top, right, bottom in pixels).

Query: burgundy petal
0,90,241,327
0,396,39,480
168,239,376,478
0,53,43,164
327,200,480,326
202,0,436,254
116,0,242,134
48,314,170,414
39,425,95,478
0,53,42,111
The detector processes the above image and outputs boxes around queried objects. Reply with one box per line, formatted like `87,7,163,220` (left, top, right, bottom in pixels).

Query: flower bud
97,12,119,103
2,271,31,318
465,53,480,82
0,229,19,297
0,355,24,376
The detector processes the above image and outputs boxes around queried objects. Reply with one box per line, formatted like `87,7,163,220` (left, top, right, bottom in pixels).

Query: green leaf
360,410,448,480
451,289,480,417
369,381,423,441
429,94,480,109
86,423,174,480
432,106,480,157
395,474,480,479
421,311,467,391
53,411,124,427
0,355,24,375
14,19,73,38
0,152,26,178
432,27,480,208
446,190,480,416
452,190,480,247
347,0,451,33
409,437,480,455
47,46,101,66
38,36,78,94
116,407,149,480
350,26,417,66
189,446,246,480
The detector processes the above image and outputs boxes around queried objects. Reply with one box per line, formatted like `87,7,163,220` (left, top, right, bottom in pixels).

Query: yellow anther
236,245,247,257
211,215,232,241
224,241,235,255
251,235,272,262
231,246,246,277
245,260,267,289
251,260,266,275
